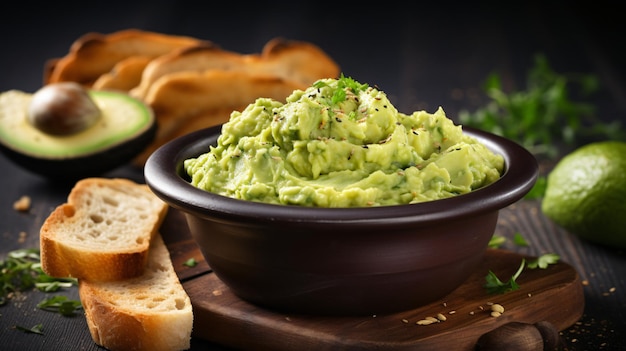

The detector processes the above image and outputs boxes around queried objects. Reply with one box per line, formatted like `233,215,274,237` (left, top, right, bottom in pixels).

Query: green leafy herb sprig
183,257,198,267
313,73,369,105
1,248,78,306
459,53,625,160
485,233,560,294
15,324,44,335
485,259,525,294
37,295,82,316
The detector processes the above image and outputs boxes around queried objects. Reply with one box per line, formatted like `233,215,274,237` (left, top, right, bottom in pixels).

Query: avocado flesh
0,89,156,179
0,89,154,157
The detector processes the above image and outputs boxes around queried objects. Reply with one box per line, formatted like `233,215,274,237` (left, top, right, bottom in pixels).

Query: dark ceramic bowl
145,124,538,316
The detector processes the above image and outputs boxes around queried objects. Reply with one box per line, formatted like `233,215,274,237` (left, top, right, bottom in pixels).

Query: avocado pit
28,82,101,135
0,84,156,179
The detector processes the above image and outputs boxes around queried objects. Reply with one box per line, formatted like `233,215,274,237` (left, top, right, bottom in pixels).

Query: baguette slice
129,37,340,100
40,178,168,282
45,29,207,87
79,233,193,351
92,55,153,91
133,70,306,165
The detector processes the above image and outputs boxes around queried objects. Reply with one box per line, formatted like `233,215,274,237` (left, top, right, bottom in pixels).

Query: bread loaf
40,177,168,282
79,233,193,351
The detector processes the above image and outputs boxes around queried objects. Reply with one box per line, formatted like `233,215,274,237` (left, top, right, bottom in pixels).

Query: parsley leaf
15,323,44,335
488,235,506,249
1,249,44,305
334,74,368,103
459,53,626,159
1,249,77,306
484,259,525,294
37,295,82,316
484,254,560,294
183,258,198,267
513,233,529,247
313,73,369,105
527,253,560,269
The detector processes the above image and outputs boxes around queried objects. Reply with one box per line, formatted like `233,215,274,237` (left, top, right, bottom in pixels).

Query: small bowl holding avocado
0,82,156,180
145,77,538,315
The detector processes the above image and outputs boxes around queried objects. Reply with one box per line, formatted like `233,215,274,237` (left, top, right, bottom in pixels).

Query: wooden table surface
1,3,624,350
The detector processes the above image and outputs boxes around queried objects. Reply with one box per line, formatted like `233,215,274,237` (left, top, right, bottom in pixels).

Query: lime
541,141,626,248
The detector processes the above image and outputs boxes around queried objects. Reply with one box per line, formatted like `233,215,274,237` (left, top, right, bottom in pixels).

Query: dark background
1,2,625,350
1,2,624,123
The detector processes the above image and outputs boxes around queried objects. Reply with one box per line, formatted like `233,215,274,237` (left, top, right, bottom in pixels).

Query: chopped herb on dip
185,76,504,207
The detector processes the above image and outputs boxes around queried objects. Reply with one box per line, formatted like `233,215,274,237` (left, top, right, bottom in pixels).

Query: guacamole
184,76,504,207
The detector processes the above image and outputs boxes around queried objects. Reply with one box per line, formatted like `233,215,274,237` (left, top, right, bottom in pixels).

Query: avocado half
0,89,156,179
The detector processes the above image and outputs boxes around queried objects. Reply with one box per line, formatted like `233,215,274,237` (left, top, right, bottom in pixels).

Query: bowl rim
144,124,538,226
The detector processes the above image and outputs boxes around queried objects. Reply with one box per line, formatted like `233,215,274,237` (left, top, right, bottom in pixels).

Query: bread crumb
18,231,27,244
13,196,31,212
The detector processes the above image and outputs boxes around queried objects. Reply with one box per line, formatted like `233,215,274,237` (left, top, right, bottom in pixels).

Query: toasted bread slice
129,43,242,99
92,55,153,91
40,178,168,282
130,37,339,100
252,37,340,85
79,233,193,351
45,29,207,87
133,70,305,164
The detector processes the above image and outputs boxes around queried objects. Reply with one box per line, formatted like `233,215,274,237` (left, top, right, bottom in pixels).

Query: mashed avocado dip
184,76,504,207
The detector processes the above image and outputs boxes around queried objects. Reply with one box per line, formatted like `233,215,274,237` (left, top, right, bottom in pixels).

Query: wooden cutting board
160,209,584,351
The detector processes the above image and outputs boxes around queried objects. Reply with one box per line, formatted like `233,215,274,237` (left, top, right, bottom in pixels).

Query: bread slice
254,37,341,86
45,29,207,87
129,37,340,100
92,55,153,91
129,42,242,99
79,233,193,351
133,70,306,164
40,178,168,282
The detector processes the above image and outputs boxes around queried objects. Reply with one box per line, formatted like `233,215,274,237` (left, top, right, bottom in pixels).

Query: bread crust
40,178,168,282
79,233,193,351
43,30,341,166
256,37,341,85
129,38,339,100
133,70,306,164
45,29,208,87
92,55,153,91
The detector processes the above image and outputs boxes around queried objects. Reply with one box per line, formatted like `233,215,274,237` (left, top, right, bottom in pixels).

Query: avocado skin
0,120,157,181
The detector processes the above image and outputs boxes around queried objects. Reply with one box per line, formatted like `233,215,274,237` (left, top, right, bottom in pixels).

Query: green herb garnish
484,254,561,294
313,73,369,105
459,53,625,159
183,257,198,267
488,235,506,249
513,233,529,247
527,253,560,269
37,295,82,316
15,323,44,335
1,248,77,306
485,259,525,294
